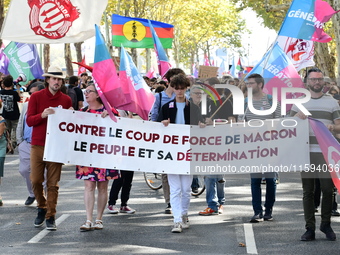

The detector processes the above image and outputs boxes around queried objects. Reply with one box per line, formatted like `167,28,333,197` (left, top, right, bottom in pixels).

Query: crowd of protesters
0,66,339,242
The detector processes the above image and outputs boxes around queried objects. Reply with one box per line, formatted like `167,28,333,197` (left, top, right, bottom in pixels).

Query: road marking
28,214,70,243
5,159,19,165
244,223,258,254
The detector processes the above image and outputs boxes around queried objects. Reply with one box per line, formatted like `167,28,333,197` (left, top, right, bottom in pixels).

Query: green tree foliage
233,0,339,78
232,0,289,31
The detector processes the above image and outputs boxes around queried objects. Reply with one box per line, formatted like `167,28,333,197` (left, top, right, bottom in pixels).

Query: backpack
67,86,78,110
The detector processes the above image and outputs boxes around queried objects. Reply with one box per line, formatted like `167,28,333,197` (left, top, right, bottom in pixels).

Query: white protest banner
190,119,309,174
45,108,191,174
44,109,309,175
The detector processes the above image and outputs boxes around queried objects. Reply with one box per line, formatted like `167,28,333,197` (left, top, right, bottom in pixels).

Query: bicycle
143,173,205,196
144,172,163,190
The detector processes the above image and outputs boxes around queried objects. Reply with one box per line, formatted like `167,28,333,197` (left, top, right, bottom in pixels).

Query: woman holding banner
76,83,120,231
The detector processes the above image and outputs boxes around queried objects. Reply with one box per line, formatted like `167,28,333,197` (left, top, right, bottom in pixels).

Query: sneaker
199,207,218,216
182,215,189,229
108,205,119,214
332,210,340,216
94,220,103,230
171,222,182,233
192,187,198,194
34,208,46,227
120,206,136,214
46,216,57,231
250,213,263,223
264,209,273,221
0,196,3,206
264,214,273,221
25,196,35,206
218,205,224,214
300,228,315,241
80,220,94,232
165,203,172,214
320,222,336,241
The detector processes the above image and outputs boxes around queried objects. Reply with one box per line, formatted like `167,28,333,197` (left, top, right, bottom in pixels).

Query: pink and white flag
119,46,155,120
146,66,156,78
309,118,340,192
278,36,315,71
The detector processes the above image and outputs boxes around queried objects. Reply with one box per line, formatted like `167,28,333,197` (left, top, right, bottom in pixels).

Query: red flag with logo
0,0,108,43
78,55,87,76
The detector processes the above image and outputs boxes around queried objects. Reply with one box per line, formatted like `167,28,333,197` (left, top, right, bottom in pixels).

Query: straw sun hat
42,66,66,79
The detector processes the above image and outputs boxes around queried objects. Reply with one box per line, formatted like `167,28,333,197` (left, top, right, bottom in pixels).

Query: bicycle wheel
191,175,205,196
144,172,163,190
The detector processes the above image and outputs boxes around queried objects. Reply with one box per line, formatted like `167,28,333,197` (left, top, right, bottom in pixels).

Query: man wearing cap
27,66,72,231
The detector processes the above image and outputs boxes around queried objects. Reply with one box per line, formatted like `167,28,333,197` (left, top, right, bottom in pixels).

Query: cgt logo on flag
28,0,80,39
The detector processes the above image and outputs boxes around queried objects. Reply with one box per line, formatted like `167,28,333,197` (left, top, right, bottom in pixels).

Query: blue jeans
205,177,225,211
250,173,276,215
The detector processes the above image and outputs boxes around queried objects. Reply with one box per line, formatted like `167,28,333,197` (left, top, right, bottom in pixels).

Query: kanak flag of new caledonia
148,20,171,78
246,42,304,106
309,118,340,192
0,0,108,43
278,0,339,43
119,46,155,120
112,14,174,49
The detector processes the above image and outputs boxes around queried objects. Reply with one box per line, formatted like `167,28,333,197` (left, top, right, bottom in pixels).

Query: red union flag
277,36,315,71
0,0,108,43
28,0,80,40
77,55,86,76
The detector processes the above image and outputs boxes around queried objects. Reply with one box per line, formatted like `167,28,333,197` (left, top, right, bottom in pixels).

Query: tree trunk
74,42,83,62
315,42,335,78
146,48,151,73
331,0,340,78
0,0,4,47
64,43,73,76
43,44,50,72
131,48,137,67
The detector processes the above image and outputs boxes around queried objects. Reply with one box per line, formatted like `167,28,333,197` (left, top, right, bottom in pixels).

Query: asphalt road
0,151,340,255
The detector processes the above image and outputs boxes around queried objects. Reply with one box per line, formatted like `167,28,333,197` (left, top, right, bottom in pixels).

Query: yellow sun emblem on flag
123,20,146,42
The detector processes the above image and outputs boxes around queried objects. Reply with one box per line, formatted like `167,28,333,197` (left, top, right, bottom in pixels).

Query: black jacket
157,99,203,125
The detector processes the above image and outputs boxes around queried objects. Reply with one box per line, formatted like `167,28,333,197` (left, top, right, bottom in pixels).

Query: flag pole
258,0,294,78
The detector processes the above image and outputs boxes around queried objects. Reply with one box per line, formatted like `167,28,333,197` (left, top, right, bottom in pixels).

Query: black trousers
108,170,134,206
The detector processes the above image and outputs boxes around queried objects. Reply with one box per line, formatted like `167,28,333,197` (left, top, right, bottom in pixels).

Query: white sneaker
171,222,182,233
182,215,189,229
108,205,119,214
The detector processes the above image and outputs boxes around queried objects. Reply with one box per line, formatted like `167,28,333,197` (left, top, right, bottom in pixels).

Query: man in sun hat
26,66,72,231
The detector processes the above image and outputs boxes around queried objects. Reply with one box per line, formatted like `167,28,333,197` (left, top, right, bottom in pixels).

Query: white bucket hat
42,66,66,79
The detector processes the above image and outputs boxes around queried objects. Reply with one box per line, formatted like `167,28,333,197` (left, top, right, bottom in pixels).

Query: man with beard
27,66,72,231
239,73,281,223
291,68,340,241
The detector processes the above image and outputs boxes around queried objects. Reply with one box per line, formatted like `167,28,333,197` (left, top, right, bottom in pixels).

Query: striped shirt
290,94,340,153
240,94,281,121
